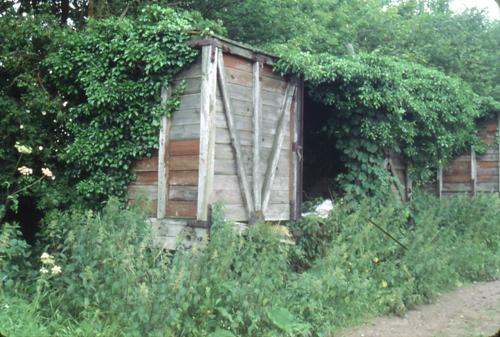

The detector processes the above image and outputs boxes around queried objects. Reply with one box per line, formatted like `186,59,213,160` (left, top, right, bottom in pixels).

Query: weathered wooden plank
157,83,171,219
471,147,477,197
262,83,296,212
262,63,283,80
222,66,288,94
133,155,159,172
265,203,290,221
169,171,199,186
169,186,198,201
170,124,200,140
214,154,289,176
211,188,288,206
442,182,472,192
177,93,201,111
169,139,200,156
171,109,200,126
215,127,290,149
223,53,252,72
215,98,286,122
173,77,202,95
197,45,218,221
169,155,199,171
166,200,197,218
133,171,158,185
214,175,289,191
477,182,499,191
217,48,254,216
253,60,263,214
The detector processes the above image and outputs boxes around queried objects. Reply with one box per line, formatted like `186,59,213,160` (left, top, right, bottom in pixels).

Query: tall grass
1,192,499,336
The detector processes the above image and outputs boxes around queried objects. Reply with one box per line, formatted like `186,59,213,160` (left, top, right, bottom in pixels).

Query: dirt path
338,280,500,337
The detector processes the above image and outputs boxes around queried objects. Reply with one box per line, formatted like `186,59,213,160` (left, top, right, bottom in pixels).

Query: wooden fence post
437,167,443,199
157,84,171,219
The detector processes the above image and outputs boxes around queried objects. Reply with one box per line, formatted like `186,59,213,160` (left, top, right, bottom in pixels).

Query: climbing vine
274,48,492,193
44,6,219,204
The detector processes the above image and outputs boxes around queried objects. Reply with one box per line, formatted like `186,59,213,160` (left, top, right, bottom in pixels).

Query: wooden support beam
387,156,406,202
262,83,296,213
437,167,443,199
217,49,254,216
197,45,218,221
157,84,171,219
252,61,262,216
471,146,477,198
405,165,412,201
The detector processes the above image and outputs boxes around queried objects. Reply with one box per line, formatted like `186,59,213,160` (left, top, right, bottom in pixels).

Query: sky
450,0,500,20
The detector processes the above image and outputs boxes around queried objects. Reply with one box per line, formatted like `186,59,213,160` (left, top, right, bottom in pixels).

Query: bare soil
338,280,500,337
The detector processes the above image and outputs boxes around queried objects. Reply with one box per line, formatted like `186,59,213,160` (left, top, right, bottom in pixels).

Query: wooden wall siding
128,42,302,227
208,52,296,221
170,57,202,141
429,115,500,197
166,139,199,218
128,151,159,216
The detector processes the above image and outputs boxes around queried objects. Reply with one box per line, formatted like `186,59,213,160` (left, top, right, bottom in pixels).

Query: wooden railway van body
128,36,304,249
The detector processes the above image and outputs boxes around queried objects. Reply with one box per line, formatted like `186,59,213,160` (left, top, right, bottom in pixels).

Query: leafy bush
1,193,499,337
274,49,492,192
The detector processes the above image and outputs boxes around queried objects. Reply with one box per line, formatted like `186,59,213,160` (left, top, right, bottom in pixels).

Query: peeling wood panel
169,139,200,156
169,155,199,171
169,186,198,201
166,200,197,218
169,170,199,186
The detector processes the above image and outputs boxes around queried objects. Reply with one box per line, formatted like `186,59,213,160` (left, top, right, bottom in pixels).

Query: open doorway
302,94,347,201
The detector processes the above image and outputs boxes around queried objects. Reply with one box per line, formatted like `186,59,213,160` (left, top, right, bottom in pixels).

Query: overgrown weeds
1,192,499,336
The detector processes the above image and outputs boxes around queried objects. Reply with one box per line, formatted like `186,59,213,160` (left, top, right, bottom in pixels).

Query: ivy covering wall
274,49,494,193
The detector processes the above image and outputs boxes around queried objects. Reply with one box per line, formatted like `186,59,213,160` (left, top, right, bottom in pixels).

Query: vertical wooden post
252,61,262,216
437,167,443,199
262,83,296,213
197,45,217,221
217,49,255,217
157,84,171,219
471,147,477,198
405,165,412,201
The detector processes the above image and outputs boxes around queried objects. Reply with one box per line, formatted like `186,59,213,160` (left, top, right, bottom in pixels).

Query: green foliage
2,193,500,336
275,50,488,190
44,5,203,204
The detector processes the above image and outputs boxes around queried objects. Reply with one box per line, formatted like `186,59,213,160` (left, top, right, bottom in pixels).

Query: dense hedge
274,49,493,192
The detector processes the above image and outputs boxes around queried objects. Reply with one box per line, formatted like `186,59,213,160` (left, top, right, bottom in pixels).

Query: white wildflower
38,146,43,151
51,265,62,275
40,252,55,265
41,111,47,116
39,267,49,274
41,167,53,178
17,166,33,176
19,124,24,129
62,101,68,107
14,142,32,154
22,12,27,17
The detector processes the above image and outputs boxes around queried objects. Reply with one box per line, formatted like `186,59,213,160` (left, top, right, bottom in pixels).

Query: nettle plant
44,5,219,204
275,49,489,192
